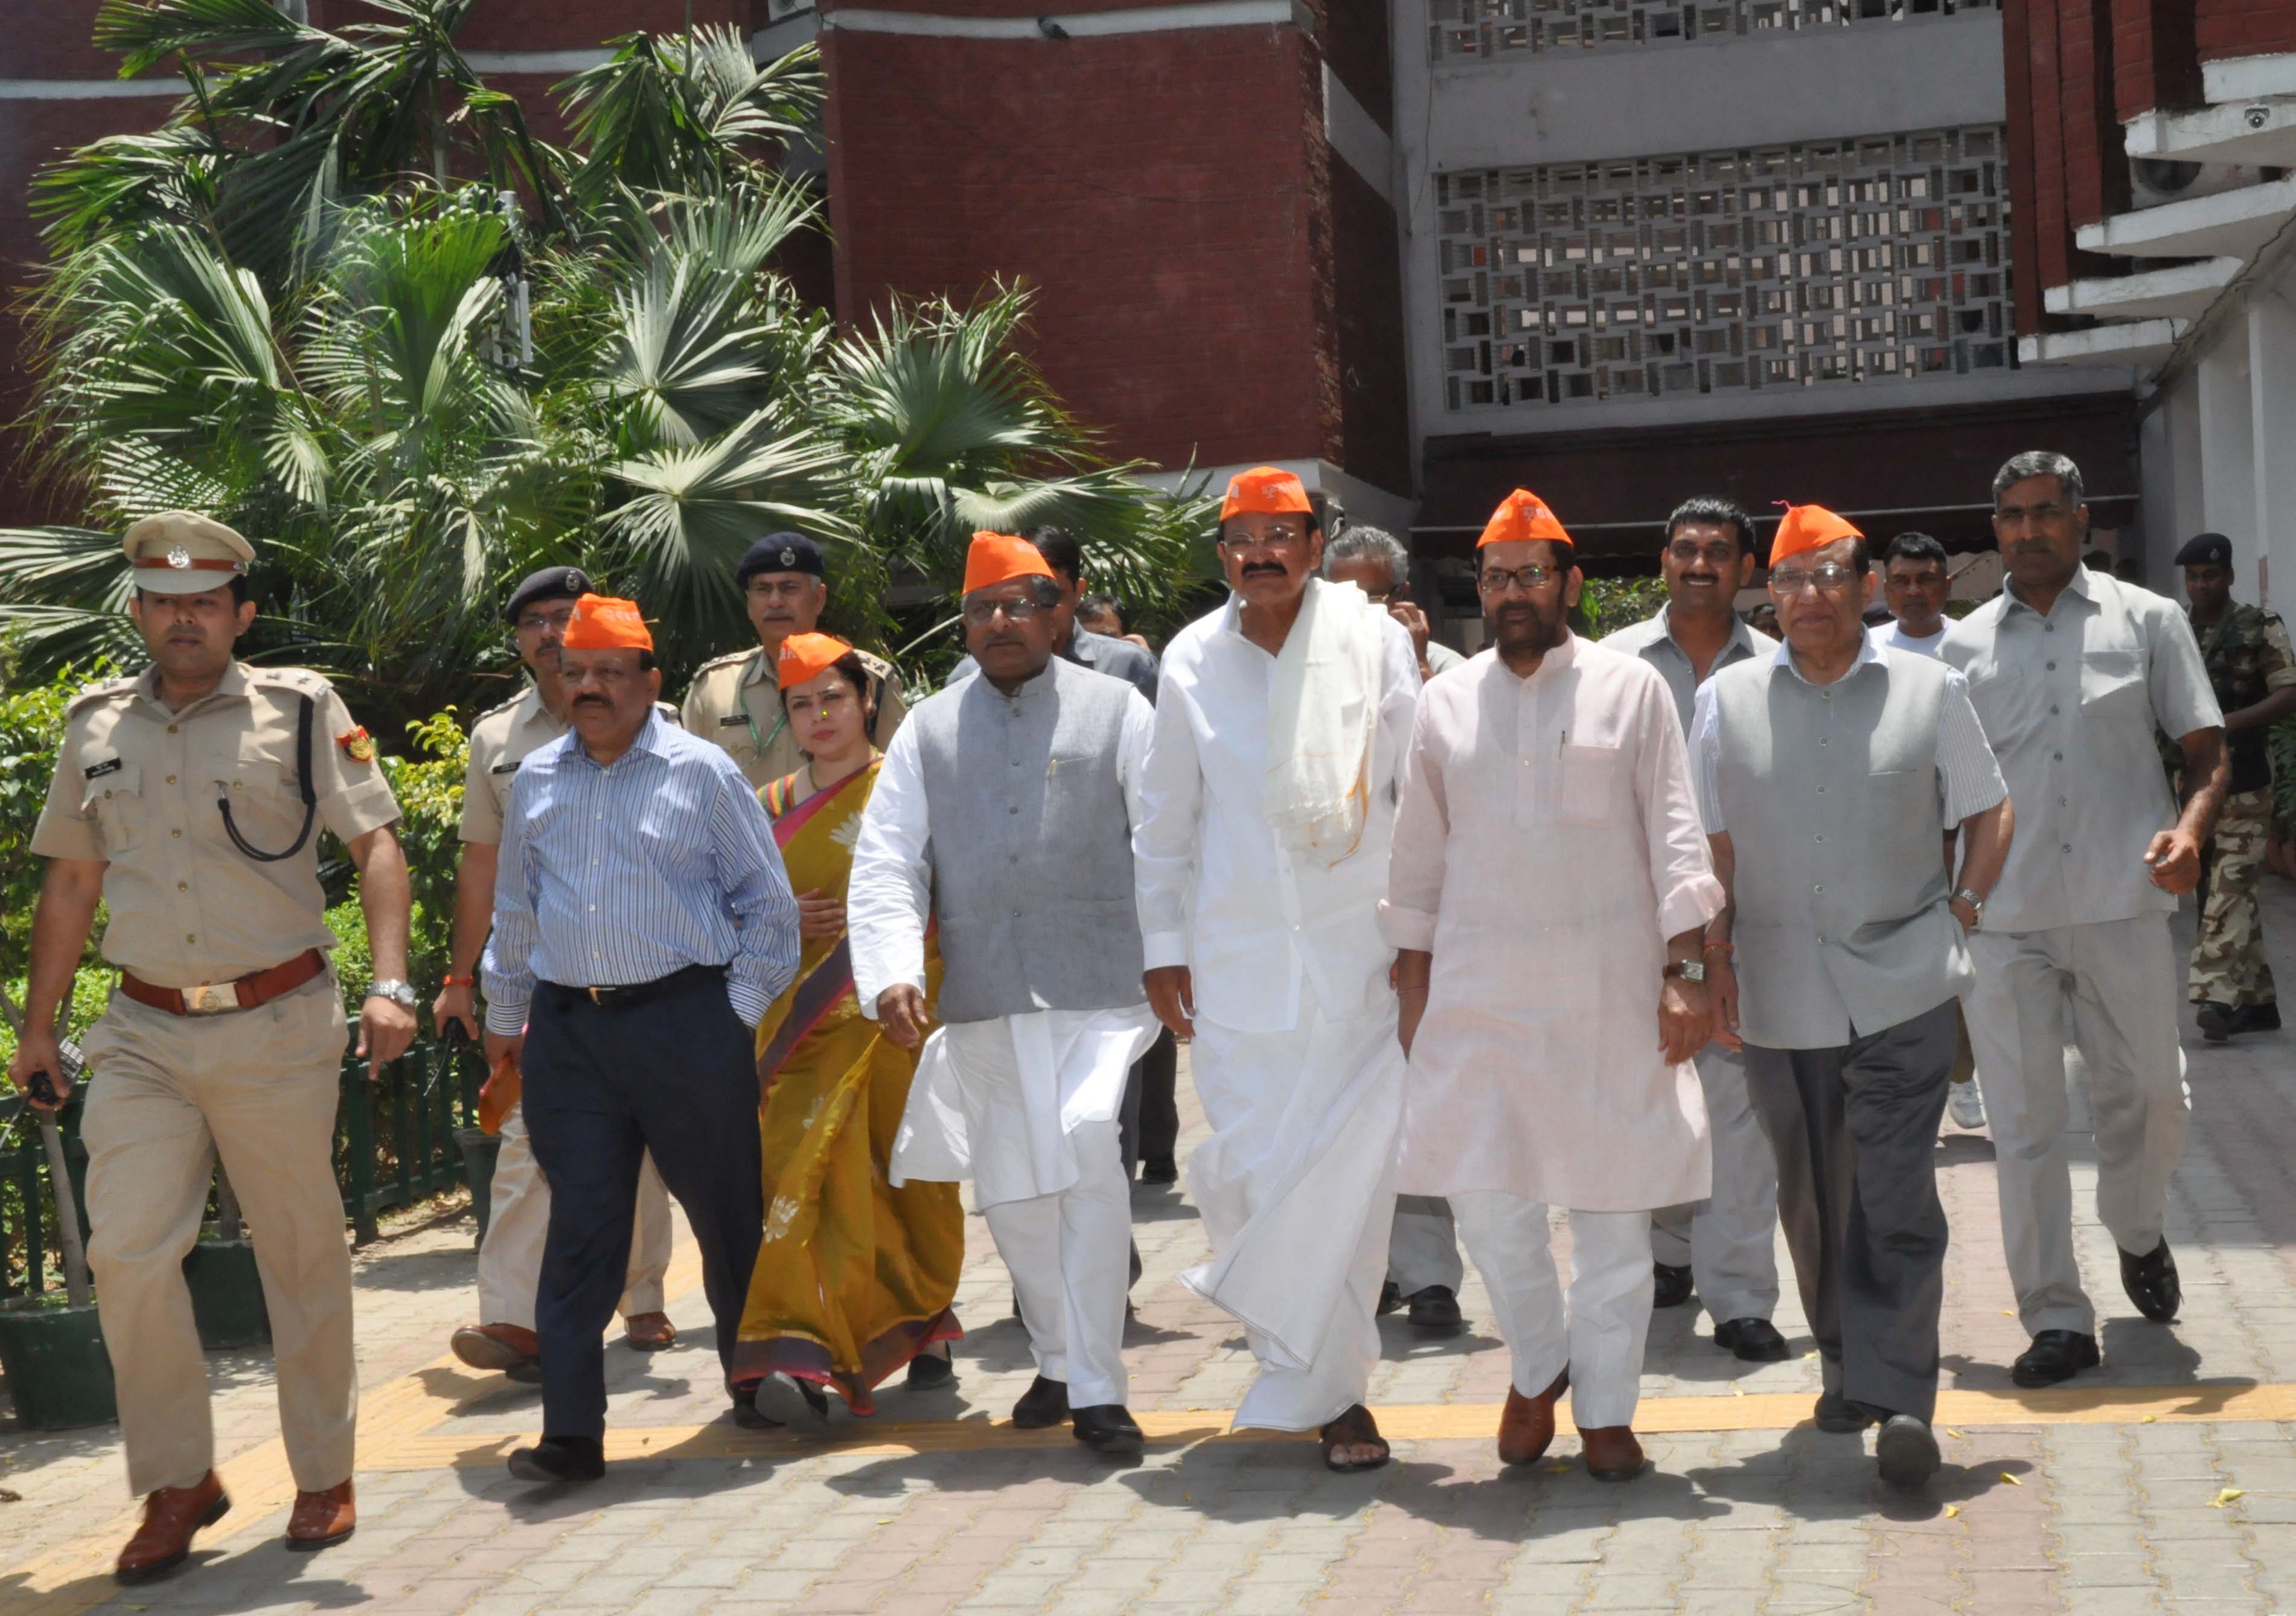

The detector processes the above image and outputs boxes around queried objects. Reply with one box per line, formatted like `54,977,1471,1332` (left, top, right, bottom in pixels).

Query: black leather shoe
1652,1263,1694,1309
1071,1405,1145,1457
1812,1391,1874,1433
1378,1280,1403,1316
2012,1330,2101,1387
907,1351,956,1391
1713,1318,1789,1362
1407,1285,1465,1336
729,1384,782,1429
507,1437,605,1485
2196,1000,2235,1042
1140,1154,1178,1184
1011,1375,1069,1428
2120,1239,2181,1323
2234,1002,2282,1034
1875,1414,1941,1489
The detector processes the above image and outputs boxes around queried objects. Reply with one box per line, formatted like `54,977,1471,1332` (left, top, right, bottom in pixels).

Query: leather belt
539,962,726,1010
120,948,329,1016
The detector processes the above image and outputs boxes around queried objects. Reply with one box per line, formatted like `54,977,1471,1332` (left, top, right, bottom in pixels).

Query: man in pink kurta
1385,490,1724,1484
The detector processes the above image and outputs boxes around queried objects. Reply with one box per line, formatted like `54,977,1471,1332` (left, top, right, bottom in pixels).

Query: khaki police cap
123,511,255,595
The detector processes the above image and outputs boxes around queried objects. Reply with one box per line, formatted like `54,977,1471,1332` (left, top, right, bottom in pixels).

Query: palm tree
3,7,1215,728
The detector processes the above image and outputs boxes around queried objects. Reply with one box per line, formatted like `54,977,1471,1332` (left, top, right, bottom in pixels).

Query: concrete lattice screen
1435,124,2014,412
1428,0,1998,62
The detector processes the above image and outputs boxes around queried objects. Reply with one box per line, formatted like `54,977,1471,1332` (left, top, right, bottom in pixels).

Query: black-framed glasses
1478,563,1562,593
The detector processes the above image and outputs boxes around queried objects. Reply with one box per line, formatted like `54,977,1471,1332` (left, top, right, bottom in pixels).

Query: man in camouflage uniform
2178,534,2296,1040
682,532,907,791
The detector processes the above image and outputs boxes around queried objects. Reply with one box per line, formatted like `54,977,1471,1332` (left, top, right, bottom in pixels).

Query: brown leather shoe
286,1481,356,1551
115,1472,229,1584
1497,1368,1570,1466
1582,1426,1646,1483
622,1310,677,1350
452,1322,540,1373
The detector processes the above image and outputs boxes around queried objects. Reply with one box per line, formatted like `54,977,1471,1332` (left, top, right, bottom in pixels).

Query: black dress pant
523,967,764,1443
1122,1027,1180,1166
1743,998,1957,1423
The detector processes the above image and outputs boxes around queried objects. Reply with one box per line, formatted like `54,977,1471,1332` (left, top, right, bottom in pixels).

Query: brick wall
2001,0,2127,318
2111,0,2201,120
2196,0,2296,62
822,23,1335,475
1328,160,1410,496
2059,0,2129,229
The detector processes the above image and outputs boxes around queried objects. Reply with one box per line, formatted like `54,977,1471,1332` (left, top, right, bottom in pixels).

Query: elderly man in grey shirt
1940,451,2228,1389
1698,502,2013,1490
1602,497,1786,1364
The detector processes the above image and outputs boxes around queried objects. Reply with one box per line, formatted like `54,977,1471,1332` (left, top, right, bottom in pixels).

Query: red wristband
443,973,477,988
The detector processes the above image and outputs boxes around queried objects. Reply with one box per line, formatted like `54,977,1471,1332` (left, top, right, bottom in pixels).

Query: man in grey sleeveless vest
848,533,1160,1458
1693,505,2013,1490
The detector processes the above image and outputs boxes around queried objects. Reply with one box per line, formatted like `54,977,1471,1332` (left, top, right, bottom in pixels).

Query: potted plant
0,1058,117,1428
182,1169,270,1350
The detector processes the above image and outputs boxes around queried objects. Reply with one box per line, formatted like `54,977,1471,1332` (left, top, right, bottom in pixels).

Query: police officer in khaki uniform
435,566,679,1375
10,512,417,1581
682,533,907,790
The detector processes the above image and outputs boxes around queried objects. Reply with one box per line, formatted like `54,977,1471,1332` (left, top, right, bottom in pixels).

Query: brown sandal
1319,1403,1392,1472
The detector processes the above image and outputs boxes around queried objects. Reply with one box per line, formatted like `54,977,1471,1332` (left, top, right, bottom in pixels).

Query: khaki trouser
2191,789,2277,1010
78,976,356,1496
479,1100,671,1329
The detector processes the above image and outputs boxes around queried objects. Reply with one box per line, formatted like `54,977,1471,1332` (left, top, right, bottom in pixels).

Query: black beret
737,532,825,586
2175,533,2233,570
503,565,596,625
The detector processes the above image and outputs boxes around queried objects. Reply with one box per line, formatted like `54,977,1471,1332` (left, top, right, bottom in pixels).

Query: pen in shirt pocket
1557,728,1567,757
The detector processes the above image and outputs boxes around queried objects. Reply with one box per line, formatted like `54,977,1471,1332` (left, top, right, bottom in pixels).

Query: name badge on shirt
83,757,124,780
718,715,747,728
491,761,520,775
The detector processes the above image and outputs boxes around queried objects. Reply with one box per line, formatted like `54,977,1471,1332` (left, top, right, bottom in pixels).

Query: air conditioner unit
765,0,816,21
2128,158,2271,211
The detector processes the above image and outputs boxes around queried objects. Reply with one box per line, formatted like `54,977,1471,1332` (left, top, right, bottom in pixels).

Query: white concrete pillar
2246,280,2296,611
2197,328,2258,578
2138,392,2179,590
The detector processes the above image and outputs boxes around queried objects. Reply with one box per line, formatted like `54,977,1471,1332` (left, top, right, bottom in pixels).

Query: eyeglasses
1478,563,1563,593
1768,563,1860,594
516,607,575,635
1220,527,1308,551
1994,501,2071,525
961,596,1046,627
1665,542,1740,568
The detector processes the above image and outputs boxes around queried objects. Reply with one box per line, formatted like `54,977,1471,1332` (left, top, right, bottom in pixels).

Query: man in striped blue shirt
482,594,801,1485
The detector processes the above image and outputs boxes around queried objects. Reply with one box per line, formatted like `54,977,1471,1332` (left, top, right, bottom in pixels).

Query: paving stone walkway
5,879,2296,1615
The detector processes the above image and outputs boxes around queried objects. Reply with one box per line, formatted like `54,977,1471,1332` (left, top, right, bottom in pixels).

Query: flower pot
182,1233,270,1350
456,1127,502,1246
0,1293,118,1430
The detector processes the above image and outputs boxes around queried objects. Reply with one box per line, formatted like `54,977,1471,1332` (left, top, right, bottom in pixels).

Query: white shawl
1261,577,1384,865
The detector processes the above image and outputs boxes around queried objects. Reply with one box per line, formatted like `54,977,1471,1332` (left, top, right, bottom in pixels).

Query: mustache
1240,562,1285,577
571,693,612,708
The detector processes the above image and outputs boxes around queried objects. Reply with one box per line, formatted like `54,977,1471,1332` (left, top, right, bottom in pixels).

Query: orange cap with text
1477,489,1574,550
776,632,852,690
560,594,654,652
1768,503,1864,566
1220,466,1314,522
962,531,1056,597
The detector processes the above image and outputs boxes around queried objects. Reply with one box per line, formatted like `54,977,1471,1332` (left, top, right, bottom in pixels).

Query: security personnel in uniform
2175,533,2296,1040
10,512,416,1581
435,566,680,1374
682,532,908,790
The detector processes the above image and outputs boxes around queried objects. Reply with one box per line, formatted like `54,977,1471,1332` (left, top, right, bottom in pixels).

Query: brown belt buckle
182,982,240,1015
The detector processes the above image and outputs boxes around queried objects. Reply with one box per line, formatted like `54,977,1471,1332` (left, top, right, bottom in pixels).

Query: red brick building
2007,0,2296,601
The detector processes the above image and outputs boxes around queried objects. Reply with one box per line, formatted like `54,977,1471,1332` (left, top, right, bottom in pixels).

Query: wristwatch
1952,888,1986,925
366,978,418,1010
1663,959,1707,984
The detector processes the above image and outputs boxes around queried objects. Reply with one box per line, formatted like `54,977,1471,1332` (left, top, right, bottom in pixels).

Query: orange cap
1220,466,1314,522
1768,503,1864,566
962,531,1056,597
776,632,852,690
560,594,654,652
1477,489,1573,550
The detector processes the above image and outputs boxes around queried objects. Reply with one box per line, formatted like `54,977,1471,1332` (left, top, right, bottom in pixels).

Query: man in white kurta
1134,467,1419,1469
849,533,1159,1456
1388,492,1722,1483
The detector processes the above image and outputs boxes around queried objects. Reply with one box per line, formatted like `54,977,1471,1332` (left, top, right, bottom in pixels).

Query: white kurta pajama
1134,582,1421,1431
1383,637,1723,1428
850,676,1159,1412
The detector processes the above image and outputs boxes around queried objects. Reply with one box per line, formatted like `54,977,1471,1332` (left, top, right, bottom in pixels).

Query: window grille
1434,126,2013,413
1430,0,1995,65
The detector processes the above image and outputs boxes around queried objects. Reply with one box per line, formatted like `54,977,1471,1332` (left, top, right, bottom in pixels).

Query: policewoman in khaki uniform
10,513,417,1582
435,566,678,1374
682,532,907,790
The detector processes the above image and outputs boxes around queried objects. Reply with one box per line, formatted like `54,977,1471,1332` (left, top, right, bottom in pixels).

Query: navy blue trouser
522,967,763,1443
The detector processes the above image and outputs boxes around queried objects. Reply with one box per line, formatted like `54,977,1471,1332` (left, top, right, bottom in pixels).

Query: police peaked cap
737,533,827,586
503,565,596,624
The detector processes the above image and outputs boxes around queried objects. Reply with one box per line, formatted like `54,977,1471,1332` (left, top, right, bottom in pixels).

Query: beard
1492,600,1569,659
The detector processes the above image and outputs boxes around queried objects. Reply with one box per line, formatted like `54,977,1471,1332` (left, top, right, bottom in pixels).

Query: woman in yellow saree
731,635,963,1418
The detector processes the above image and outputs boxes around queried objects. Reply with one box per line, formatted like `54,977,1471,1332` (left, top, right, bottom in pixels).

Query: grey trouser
1387,1196,1464,1295
1745,999,1957,1423
1651,1044,1781,1323
1962,914,2191,1335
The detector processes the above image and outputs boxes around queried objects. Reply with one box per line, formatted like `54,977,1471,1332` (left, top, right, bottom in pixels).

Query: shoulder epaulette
63,675,138,714
247,666,333,696
694,649,753,676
